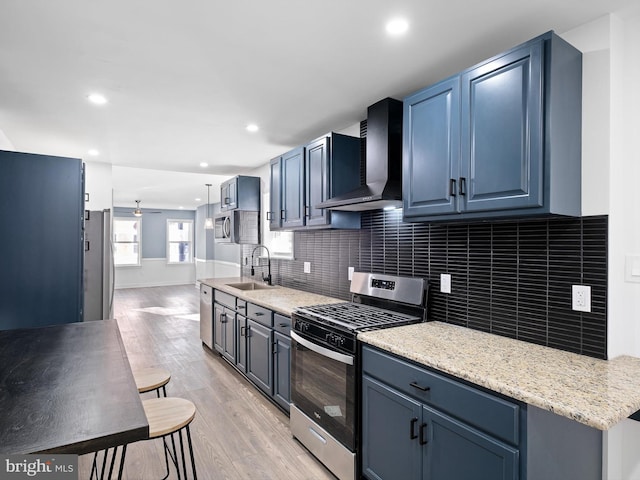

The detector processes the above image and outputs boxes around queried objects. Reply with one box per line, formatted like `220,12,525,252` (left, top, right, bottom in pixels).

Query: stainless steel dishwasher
200,284,213,348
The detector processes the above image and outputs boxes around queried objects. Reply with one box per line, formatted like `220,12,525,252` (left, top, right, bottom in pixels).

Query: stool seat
133,367,171,394
143,397,196,438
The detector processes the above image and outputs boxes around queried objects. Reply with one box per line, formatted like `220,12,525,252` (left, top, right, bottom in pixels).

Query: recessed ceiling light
246,124,259,133
179,206,184,210
200,162,208,168
87,93,108,105
386,18,409,36
87,149,99,156
195,197,201,202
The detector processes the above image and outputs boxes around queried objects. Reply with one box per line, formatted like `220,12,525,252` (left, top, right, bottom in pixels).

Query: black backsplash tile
242,213,608,359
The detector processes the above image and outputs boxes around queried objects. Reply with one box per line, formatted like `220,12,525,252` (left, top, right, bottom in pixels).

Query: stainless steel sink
225,282,275,291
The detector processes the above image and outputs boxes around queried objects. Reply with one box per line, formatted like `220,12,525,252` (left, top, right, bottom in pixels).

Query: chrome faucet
250,245,272,285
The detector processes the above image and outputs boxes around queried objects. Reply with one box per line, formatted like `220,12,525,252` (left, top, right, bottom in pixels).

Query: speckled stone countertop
200,277,343,316
359,322,640,431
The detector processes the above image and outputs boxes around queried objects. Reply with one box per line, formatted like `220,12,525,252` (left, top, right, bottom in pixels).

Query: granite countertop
200,277,344,316
359,321,640,431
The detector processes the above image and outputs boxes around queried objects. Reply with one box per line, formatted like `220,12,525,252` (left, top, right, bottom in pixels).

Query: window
113,217,141,266
167,219,193,264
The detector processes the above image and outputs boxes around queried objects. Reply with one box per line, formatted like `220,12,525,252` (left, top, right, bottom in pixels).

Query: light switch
626,255,640,283
304,262,311,274
348,267,354,281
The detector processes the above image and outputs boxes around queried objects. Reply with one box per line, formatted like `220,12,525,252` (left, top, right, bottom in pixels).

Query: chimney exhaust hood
318,97,403,211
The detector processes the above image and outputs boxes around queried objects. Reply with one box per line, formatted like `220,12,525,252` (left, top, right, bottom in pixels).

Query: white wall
84,160,113,211
0,128,15,150
115,258,196,288
563,9,640,480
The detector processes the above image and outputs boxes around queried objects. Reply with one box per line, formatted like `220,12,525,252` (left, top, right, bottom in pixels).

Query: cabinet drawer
362,346,520,446
273,314,291,335
214,290,236,309
247,303,273,327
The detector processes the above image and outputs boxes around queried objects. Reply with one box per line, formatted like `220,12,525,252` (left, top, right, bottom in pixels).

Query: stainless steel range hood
318,97,403,211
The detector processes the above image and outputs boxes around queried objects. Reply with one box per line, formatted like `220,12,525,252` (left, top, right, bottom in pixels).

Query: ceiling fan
132,200,162,216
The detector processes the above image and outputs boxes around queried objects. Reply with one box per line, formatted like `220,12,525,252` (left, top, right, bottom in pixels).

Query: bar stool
132,367,171,397
142,397,198,480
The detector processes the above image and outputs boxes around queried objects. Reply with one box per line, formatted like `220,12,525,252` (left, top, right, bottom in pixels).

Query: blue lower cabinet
273,331,291,412
246,319,273,396
362,375,422,480
424,405,518,480
362,346,522,480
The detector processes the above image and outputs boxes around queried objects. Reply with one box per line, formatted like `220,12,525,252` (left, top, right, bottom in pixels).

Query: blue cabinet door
273,331,291,412
460,41,543,213
236,315,248,373
305,137,329,227
403,76,461,218
424,405,519,480
281,147,305,228
269,157,282,230
246,319,273,395
362,375,422,480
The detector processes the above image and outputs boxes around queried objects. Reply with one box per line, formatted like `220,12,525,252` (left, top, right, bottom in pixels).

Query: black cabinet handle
410,417,418,440
459,177,466,196
410,382,430,392
450,178,457,197
220,313,227,323
305,205,310,218
280,209,286,220
240,326,247,336
224,197,230,205
255,312,264,317
279,323,288,328
266,211,273,220
237,305,246,310
419,423,428,445
272,342,278,355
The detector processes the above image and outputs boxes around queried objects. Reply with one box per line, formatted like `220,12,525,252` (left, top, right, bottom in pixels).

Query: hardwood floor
79,284,336,480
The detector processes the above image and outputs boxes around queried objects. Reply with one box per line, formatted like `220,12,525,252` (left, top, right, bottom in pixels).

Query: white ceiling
0,0,636,210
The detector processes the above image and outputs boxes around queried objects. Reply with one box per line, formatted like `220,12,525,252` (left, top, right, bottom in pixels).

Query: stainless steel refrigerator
83,209,114,320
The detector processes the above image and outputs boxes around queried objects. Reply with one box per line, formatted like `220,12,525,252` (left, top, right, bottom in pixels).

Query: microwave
214,210,260,244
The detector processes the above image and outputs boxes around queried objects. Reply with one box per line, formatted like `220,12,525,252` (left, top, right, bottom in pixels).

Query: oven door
290,330,356,451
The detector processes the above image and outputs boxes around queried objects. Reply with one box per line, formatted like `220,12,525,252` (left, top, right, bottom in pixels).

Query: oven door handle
290,331,354,366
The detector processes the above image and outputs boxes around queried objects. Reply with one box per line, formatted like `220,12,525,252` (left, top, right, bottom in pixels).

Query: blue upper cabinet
270,133,360,231
404,76,461,216
270,146,305,229
460,41,543,213
304,133,361,229
403,31,582,222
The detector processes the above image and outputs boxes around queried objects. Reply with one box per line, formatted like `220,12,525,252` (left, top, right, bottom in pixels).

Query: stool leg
178,429,188,480
186,425,197,480
162,385,167,397
116,444,127,480
160,436,171,480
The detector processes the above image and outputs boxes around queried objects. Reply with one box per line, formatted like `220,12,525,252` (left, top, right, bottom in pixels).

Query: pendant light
204,184,213,229
133,200,143,217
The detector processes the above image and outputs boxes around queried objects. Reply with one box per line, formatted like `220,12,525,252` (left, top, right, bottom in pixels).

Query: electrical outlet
348,267,354,281
440,274,451,294
572,285,591,312
243,257,248,266
304,262,311,274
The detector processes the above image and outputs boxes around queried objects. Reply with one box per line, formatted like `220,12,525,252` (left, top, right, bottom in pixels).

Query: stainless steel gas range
290,272,428,480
